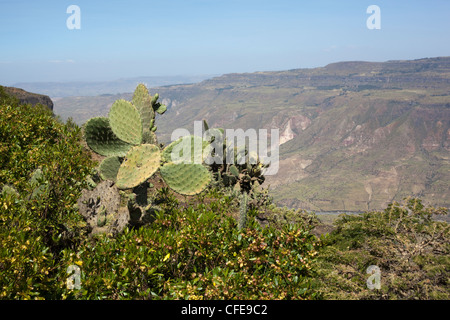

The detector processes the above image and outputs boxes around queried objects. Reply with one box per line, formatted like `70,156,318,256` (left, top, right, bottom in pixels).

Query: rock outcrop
2,86,54,111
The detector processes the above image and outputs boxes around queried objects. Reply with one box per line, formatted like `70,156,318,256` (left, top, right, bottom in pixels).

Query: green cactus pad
116,144,161,189
99,156,122,182
160,163,211,195
150,93,159,106
132,84,155,130
84,117,132,157
162,135,211,164
109,99,143,145
153,102,167,115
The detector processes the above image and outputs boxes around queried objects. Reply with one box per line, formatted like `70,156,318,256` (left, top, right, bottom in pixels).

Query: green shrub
57,189,321,300
2,94,447,301
314,198,449,299
0,96,321,300
0,101,95,299
0,86,19,108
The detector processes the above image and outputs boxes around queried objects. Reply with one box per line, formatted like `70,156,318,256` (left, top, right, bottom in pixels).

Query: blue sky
0,0,449,84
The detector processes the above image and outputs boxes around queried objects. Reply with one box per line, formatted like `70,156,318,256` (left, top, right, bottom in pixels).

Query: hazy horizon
1,0,450,85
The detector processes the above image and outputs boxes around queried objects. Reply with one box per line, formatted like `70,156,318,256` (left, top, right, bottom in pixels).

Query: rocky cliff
1,86,54,111
154,57,450,211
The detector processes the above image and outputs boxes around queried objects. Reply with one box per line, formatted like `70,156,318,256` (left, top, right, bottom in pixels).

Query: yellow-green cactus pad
116,144,161,189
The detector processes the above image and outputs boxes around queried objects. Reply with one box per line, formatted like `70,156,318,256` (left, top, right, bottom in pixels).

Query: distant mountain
1,86,53,111
53,57,450,211
13,75,218,98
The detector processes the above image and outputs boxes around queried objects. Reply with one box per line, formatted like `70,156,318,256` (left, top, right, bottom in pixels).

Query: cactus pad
153,102,167,115
84,117,132,157
160,162,211,195
99,156,122,182
162,135,211,164
132,84,155,130
116,144,161,189
109,99,143,145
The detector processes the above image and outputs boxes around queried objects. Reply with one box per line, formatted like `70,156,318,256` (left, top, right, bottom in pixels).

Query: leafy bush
314,198,449,299
0,93,321,300
56,188,321,300
0,101,95,299
0,86,19,107
4,90,446,301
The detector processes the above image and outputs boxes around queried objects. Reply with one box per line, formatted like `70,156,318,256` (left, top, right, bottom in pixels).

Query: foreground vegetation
315,198,449,299
0,91,448,299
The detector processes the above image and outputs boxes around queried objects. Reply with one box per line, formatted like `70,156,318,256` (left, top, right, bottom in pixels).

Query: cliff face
152,57,450,211
1,86,53,111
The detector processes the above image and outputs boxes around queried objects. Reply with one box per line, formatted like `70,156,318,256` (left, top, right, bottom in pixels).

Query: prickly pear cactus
79,84,191,235
131,84,166,143
159,135,213,195
132,83,155,131
153,102,167,115
229,165,239,177
98,156,121,182
84,117,132,157
79,85,217,235
160,162,212,196
84,84,167,183
116,144,161,190
108,99,143,145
